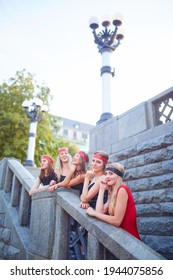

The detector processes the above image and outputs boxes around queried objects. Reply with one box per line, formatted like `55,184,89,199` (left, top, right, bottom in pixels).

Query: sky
0,0,173,125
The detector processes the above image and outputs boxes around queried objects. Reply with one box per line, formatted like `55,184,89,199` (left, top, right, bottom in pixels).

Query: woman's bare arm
54,165,76,188
95,181,108,213
87,188,128,227
66,174,85,187
80,178,100,203
29,177,41,195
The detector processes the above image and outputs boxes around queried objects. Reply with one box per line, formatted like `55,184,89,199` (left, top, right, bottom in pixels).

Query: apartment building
56,117,94,152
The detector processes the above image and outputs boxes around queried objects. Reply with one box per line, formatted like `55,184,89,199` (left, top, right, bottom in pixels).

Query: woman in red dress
86,162,140,239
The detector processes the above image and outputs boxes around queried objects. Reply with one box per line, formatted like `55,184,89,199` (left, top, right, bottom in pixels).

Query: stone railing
0,158,35,259
0,158,165,260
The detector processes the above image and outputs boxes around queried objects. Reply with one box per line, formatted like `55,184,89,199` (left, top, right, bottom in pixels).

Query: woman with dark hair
29,155,57,195
49,151,89,194
86,162,141,239
80,151,109,209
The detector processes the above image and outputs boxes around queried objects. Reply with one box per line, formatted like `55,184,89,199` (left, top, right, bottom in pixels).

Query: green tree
0,70,78,166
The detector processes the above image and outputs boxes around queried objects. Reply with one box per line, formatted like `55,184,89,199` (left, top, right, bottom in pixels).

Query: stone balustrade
0,158,165,260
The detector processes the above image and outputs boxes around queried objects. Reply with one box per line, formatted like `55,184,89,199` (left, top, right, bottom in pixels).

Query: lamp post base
96,112,113,125
23,160,35,167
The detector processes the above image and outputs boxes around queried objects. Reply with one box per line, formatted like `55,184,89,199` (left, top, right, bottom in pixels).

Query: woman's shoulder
117,184,134,200
74,172,85,179
117,184,130,193
88,181,97,190
49,171,58,180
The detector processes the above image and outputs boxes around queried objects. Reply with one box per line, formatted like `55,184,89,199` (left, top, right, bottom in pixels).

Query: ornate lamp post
89,14,124,125
22,97,48,166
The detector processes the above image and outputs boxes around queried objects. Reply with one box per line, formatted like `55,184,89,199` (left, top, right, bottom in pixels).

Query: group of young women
29,148,140,240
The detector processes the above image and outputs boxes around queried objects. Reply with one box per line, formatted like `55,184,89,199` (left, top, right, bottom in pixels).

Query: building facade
56,117,94,152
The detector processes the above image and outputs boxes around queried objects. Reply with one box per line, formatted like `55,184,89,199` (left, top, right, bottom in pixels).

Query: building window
63,129,68,137
73,131,77,140
74,123,80,129
82,133,88,142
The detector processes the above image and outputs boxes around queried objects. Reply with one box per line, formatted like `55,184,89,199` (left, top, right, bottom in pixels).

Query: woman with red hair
29,155,57,195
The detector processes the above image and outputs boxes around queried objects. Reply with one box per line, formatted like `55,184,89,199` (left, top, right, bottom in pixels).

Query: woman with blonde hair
86,162,141,239
49,150,89,194
55,147,72,182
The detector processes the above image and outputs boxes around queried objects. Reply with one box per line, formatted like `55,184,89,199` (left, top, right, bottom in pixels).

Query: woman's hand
55,182,64,189
49,180,56,186
99,175,108,190
86,207,96,217
85,170,94,180
48,180,57,191
79,201,90,209
49,185,57,192
29,189,33,196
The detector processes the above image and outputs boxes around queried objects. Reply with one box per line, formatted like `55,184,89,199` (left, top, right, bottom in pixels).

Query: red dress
116,184,141,240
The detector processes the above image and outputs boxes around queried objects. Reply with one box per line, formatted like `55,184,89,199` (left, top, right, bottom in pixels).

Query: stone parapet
0,158,165,260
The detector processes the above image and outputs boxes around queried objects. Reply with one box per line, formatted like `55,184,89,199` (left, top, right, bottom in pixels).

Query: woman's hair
94,150,109,171
55,153,72,181
106,162,124,215
75,151,89,176
39,161,54,180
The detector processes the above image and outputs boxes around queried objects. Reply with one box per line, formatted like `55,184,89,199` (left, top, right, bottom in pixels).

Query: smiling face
59,151,69,163
72,153,81,165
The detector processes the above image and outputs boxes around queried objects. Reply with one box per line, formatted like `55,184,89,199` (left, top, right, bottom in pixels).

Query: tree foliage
0,70,78,166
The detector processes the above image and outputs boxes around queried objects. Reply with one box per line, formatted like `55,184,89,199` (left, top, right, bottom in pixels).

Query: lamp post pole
22,98,48,167
89,14,124,125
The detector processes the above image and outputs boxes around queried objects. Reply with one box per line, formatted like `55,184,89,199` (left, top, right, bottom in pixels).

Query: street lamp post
89,14,124,125
22,97,48,167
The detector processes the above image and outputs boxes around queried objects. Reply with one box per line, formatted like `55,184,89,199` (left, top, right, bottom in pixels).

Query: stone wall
0,158,34,260
0,193,28,259
89,88,173,259
113,129,173,259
